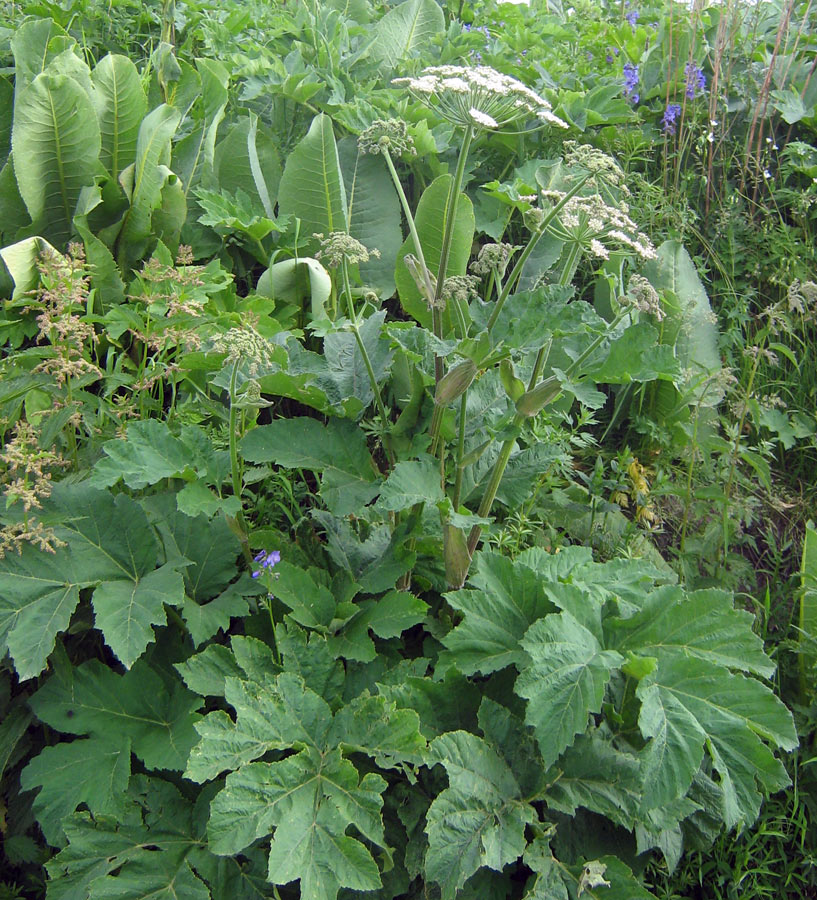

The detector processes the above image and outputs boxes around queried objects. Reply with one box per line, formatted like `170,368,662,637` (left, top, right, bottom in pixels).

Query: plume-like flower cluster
392,65,567,131
539,190,657,260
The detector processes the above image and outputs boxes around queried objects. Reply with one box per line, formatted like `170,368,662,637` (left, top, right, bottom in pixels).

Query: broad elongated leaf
172,58,228,198
117,103,181,269
438,551,557,675
213,116,281,213
91,54,147,181
21,737,131,845
0,235,63,300
339,138,403,298
516,612,623,768
30,656,202,771
641,240,722,404
11,72,101,245
240,416,380,516
425,731,536,900
277,113,347,255
395,174,475,327
11,18,71,99
370,0,445,72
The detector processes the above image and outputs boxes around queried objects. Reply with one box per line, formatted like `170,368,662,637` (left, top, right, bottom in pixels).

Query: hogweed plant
0,32,803,900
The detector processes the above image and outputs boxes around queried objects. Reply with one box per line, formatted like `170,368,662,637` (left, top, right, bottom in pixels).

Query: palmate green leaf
277,113,347,255
395,174,475,328
11,72,102,246
175,643,246,699
583,322,681,384
425,731,536,900
211,752,385,900
378,671,481,740
377,457,443,511
0,541,83,681
43,776,226,900
544,734,640,830
369,0,445,72
30,655,202,771
20,737,131,846
240,416,380,517
438,551,557,676
91,54,147,182
634,656,795,826
47,483,185,668
516,613,623,769
477,698,546,799
190,671,423,900
605,586,774,678
276,621,344,703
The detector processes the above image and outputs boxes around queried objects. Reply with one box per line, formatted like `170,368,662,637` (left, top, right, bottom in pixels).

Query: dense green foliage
0,0,815,898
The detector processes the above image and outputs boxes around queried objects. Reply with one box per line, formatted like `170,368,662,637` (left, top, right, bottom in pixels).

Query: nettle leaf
524,838,656,900
438,551,557,676
240,417,380,517
516,612,623,769
425,731,537,900
30,656,202,771
272,561,337,629
21,737,131,846
189,671,424,900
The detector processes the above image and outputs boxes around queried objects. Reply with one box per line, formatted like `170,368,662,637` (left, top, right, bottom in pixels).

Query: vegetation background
0,0,815,898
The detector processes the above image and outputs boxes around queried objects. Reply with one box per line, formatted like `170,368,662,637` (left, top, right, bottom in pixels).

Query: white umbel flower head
393,65,568,132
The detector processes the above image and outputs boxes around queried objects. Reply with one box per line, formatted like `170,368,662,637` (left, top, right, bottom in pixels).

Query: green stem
487,172,593,333
466,262,625,558
432,126,473,317
383,150,435,301
341,260,395,466
228,359,254,568
452,392,468,509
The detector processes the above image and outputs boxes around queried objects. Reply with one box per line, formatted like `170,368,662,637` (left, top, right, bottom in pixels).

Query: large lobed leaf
188,670,425,900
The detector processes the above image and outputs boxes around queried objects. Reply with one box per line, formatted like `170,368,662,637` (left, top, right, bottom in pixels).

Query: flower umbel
392,65,567,131
314,232,380,268
358,118,416,157
538,190,657,260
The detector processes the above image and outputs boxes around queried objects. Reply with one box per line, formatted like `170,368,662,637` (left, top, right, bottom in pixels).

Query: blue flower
684,63,706,99
662,103,682,134
625,8,640,27
252,549,281,578
623,63,639,104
